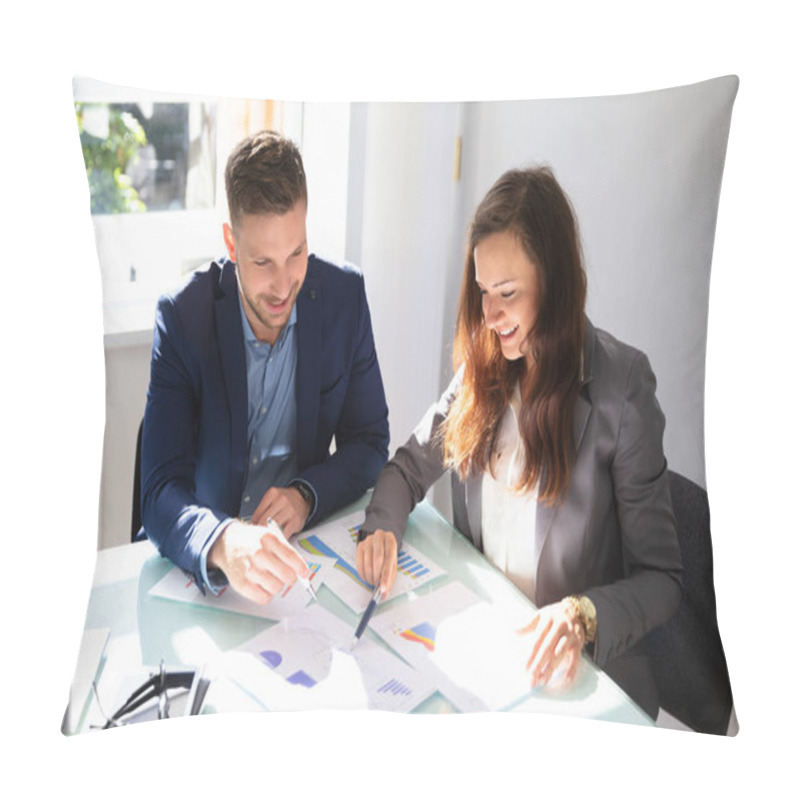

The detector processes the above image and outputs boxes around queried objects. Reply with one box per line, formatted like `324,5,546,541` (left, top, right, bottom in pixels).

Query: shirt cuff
200,519,233,595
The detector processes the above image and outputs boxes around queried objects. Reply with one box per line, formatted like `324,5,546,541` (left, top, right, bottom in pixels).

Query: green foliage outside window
75,103,148,214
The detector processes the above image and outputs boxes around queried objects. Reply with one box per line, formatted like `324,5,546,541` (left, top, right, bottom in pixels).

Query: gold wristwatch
566,595,597,643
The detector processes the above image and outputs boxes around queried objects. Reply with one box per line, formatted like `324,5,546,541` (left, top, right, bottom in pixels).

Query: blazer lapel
215,262,248,487
295,267,322,467
535,318,596,596
573,316,596,454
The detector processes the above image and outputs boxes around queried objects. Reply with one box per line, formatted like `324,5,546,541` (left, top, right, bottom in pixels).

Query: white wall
92,210,221,335
98,334,151,548
302,102,351,264
348,102,461,456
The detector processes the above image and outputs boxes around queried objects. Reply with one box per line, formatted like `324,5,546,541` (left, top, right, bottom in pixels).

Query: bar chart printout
295,512,446,612
378,678,413,698
234,604,437,713
347,636,437,713
346,519,443,593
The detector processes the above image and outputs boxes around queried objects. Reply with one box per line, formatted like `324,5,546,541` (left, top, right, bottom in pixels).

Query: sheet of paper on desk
371,581,534,711
148,555,337,620
231,603,437,713
295,511,446,613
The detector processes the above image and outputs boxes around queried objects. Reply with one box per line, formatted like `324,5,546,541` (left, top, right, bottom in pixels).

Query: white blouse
481,384,539,602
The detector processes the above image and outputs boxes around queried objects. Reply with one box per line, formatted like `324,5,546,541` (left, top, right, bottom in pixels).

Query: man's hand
208,519,310,604
251,486,312,537
517,598,586,689
356,529,398,597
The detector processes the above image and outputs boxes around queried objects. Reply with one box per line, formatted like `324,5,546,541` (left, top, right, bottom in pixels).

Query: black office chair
131,418,144,542
643,470,734,735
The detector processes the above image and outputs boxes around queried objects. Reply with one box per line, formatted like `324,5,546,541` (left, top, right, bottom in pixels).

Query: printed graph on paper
296,511,446,612
235,604,437,713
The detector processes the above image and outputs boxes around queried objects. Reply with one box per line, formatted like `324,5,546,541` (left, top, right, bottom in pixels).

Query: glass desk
65,496,653,733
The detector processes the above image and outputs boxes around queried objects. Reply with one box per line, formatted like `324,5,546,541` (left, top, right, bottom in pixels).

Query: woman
355,167,683,718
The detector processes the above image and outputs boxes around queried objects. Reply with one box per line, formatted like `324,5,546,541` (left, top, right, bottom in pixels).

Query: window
74,78,304,338
76,100,216,215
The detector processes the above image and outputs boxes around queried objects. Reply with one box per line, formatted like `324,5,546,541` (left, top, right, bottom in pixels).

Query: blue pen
350,585,384,647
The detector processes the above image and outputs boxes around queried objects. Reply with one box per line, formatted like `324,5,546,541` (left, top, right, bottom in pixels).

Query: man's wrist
207,519,239,572
289,479,316,520
207,528,226,571
200,521,236,594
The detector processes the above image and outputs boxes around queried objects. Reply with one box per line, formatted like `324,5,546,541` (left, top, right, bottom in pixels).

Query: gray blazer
363,319,683,716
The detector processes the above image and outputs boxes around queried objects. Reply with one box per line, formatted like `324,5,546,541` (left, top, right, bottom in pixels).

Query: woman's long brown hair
442,167,586,504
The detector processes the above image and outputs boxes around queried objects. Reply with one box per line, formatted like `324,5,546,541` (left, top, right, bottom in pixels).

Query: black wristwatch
289,479,315,509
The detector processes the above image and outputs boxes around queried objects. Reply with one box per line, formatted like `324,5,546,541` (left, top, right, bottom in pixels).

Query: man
140,130,390,604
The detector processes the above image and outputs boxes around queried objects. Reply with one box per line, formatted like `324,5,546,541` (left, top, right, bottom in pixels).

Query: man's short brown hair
224,130,307,226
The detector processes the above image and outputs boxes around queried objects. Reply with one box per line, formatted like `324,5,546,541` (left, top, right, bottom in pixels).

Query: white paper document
371,581,535,711
232,604,437,712
295,512,445,612
148,554,336,620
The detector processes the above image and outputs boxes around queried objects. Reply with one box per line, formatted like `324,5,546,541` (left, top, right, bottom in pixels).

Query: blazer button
310,289,316,300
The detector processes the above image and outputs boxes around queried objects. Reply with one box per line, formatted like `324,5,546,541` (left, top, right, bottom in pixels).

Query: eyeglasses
91,662,209,729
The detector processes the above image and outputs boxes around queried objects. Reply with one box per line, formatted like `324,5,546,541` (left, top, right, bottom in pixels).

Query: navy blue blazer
141,255,390,586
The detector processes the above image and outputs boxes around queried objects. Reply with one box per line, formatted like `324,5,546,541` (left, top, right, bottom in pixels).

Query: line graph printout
295,512,445,613
371,581,535,711
233,604,436,713
148,554,337,621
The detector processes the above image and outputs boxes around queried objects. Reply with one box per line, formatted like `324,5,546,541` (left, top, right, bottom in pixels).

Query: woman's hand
355,529,398,598
518,598,586,688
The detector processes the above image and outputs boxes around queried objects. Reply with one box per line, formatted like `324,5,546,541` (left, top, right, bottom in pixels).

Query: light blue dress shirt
198,293,301,591
237,300,299,518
